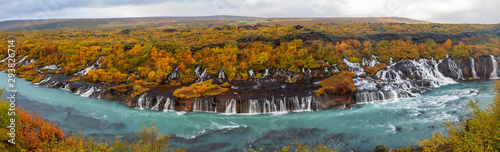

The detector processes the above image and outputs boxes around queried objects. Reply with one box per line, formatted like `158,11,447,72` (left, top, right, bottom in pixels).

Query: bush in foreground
416,81,500,151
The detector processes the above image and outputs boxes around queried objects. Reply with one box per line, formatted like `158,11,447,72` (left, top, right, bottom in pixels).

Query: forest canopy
0,23,499,87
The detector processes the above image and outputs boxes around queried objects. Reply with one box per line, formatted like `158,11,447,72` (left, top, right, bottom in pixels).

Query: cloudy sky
0,0,498,23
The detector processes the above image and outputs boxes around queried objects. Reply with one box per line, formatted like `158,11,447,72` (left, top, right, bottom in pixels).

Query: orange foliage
18,110,66,150
82,69,128,83
314,72,356,96
173,80,229,100
364,64,387,76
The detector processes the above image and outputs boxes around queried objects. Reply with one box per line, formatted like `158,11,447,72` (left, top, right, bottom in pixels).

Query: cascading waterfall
80,86,95,97
218,69,226,79
354,90,400,103
279,98,288,112
343,59,365,76
61,83,71,92
196,68,208,82
137,93,148,109
291,97,301,110
225,99,237,114
151,96,163,111
144,97,150,109
353,57,456,103
248,69,255,78
163,98,175,111
362,55,381,67
192,98,215,112
75,56,104,76
301,96,312,111
262,69,270,77
470,57,479,79
35,77,52,85
38,64,62,71
75,65,96,76
15,55,28,65
447,58,463,80
193,99,201,111
262,99,278,113
23,58,35,66
248,100,260,114
490,54,499,79
168,67,181,80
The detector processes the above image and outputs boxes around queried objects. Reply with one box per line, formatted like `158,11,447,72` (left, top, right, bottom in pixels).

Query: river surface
0,72,496,151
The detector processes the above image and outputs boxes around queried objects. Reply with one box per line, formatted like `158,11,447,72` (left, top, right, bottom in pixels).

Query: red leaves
18,110,66,150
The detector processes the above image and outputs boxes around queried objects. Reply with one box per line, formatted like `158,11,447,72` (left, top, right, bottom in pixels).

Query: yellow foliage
173,79,229,100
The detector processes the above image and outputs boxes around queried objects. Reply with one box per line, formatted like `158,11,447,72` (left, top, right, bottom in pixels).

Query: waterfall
192,99,215,112
194,66,201,76
38,64,62,71
362,55,381,67
225,99,237,114
75,65,96,76
291,97,300,111
248,69,255,78
343,59,365,76
61,83,71,92
144,97,150,109
355,58,456,103
80,86,95,97
331,64,340,72
262,69,270,78
490,55,499,79
262,99,278,113
168,67,181,80
193,99,201,111
355,91,401,103
137,93,148,109
218,69,226,79
163,98,175,111
448,58,463,80
470,57,479,79
301,96,312,111
15,55,28,65
23,58,35,66
279,98,287,113
35,77,52,85
248,100,260,114
151,96,163,111
74,57,104,76
196,68,208,82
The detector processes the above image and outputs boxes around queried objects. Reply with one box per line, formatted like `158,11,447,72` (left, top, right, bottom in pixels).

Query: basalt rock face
29,54,500,114
438,55,498,80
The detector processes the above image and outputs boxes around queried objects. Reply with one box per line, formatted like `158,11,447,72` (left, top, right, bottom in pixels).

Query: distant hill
0,15,428,31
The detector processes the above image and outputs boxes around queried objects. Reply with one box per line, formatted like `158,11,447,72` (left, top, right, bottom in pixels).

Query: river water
0,72,495,151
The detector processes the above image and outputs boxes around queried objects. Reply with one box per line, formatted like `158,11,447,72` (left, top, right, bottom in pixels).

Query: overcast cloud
0,0,498,23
